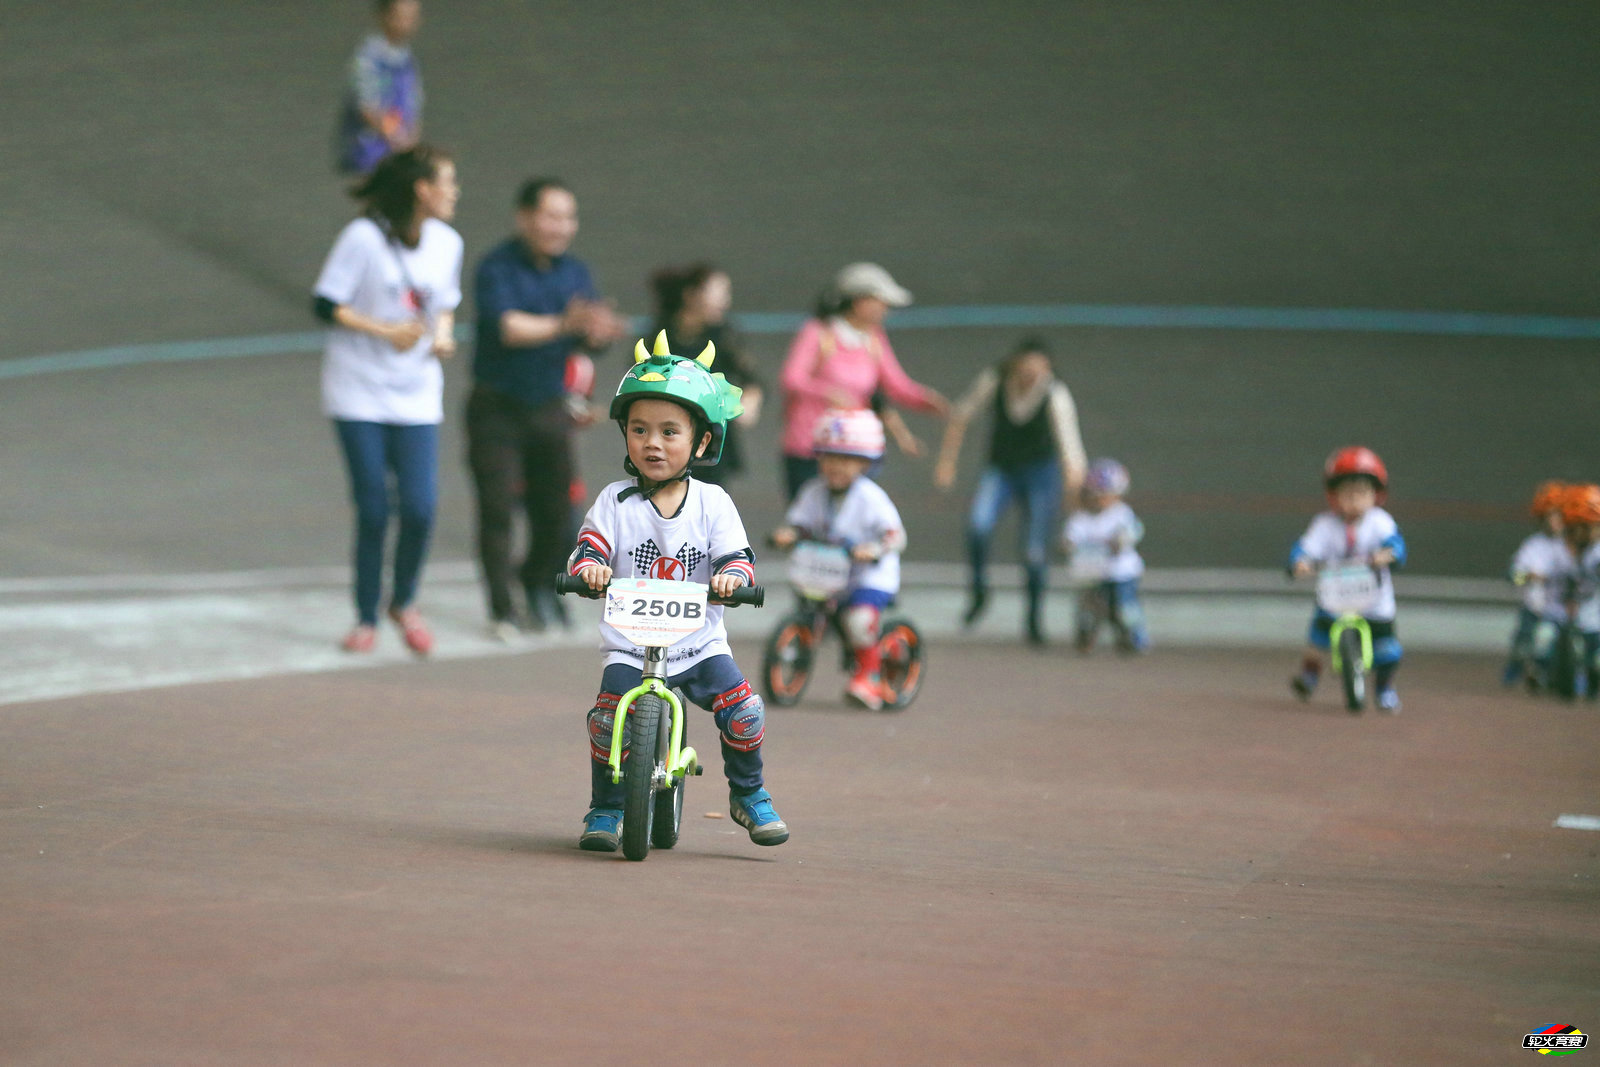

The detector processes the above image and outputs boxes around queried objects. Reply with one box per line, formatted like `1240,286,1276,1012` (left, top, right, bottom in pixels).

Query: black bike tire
762,615,815,707
879,618,924,710
1551,624,1581,701
1338,628,1365,713
621,694,664,861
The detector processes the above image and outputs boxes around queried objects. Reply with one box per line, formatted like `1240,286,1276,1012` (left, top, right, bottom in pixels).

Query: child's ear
695,430,712,459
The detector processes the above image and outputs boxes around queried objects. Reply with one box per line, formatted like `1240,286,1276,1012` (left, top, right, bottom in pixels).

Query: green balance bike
1312,562,1382,713
555,572,763,861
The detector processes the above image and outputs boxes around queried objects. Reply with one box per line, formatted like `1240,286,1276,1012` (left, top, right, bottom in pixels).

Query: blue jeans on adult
333,420,439,626
965,459,1063,640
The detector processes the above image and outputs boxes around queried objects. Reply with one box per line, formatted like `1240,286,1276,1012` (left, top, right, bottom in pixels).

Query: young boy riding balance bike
567,333,787,851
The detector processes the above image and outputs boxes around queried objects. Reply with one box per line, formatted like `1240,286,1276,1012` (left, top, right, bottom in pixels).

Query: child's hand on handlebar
770,526,798,550
580,564,612,591
1370,548,1396,567
709,572,745,599
1292,558,1316,578
850,541,883,563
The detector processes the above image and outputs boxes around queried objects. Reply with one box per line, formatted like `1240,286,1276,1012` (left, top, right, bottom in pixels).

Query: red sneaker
341,624,377,653
844,671,884,711
388,606,434,656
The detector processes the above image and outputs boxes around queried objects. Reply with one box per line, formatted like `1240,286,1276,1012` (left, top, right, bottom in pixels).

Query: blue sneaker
580,808,622,852
730,788,789,846
1377,688,1402,714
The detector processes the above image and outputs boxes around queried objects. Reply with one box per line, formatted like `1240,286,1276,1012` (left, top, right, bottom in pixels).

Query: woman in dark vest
934,336,1087,644
648,262,764,486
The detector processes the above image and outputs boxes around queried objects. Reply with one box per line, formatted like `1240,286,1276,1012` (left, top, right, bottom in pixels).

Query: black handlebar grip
553,572,601,598
718,585,765,608
556,572,762,607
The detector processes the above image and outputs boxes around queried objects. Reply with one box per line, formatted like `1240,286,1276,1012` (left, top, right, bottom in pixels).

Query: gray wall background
2,1,1596,579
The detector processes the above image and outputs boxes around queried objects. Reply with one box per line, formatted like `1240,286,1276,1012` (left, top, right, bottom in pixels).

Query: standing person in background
312,145,462,655
468,178,628,639
778,263,948,501
335,0,426,177
649,263,763,488
934,335,1086,645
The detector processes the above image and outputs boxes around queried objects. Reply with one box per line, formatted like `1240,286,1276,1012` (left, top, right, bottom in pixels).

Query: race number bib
1317,563,1381,615
786,541,853,599
604,578,709,647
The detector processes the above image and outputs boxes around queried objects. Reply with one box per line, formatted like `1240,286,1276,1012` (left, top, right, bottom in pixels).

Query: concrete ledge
0,561,1516,708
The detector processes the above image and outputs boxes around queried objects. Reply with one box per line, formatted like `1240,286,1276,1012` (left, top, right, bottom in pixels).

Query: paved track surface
2,642,1596,1064
2,2,1598,578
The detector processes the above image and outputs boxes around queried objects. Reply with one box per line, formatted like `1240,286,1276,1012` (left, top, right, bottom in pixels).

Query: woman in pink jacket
779,263,948,499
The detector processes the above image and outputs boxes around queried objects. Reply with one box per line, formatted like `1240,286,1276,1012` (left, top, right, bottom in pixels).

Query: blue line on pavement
5,303,1597,381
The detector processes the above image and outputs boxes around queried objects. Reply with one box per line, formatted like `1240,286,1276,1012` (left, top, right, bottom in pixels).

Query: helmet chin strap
617,455,695,502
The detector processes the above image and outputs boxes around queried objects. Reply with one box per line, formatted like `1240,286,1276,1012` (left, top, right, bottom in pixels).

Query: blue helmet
1086,458,1130,496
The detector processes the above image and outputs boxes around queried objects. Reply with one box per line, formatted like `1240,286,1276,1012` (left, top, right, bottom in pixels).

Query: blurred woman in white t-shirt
312,145,462,655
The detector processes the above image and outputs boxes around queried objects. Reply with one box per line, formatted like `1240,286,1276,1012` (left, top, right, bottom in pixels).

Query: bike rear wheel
622,694,665,861
652,702,684,850
1550,624,1583,701
878,617,924,709
1337,627,1366,713
762,615,816,707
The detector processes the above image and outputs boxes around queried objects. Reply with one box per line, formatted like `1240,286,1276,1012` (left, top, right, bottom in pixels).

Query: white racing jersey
1534,539,1579,625
1579,543,1600,633
784,476,905,595
569,478,756,669
1291,507,1403,621
1510,531,1565,615
1064,502,1145,583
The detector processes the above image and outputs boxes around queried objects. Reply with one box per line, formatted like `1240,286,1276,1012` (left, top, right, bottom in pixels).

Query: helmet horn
652,330,672,356
633,338,649,364
695,340,716,368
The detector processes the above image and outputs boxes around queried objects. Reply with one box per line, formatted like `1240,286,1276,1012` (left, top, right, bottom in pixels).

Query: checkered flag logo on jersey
630,540,662,574
676,544,706,574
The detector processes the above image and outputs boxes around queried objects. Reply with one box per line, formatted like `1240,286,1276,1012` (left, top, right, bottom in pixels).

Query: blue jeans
333,420,439,626
1503,606,1539,684
1076,578,1149,651
966,460,1063,601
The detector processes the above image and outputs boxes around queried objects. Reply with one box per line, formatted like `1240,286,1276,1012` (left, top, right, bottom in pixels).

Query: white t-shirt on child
1293,507,1401,621
784,476,904,595
313,216,463,425
1511,531,1565,614
1064,501,1145,583
569,478,756,670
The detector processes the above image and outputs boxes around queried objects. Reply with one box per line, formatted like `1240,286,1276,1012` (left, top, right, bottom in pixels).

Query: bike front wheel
762,614,817,707
1337,627,1366,713
622,693,665,861
878,617,924,710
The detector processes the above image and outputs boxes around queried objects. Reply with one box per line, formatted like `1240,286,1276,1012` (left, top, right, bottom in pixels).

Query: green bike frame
606,646,700,786
1328,613,1374,671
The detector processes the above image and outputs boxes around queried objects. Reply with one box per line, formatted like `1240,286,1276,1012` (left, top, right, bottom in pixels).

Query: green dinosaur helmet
610,331,744,466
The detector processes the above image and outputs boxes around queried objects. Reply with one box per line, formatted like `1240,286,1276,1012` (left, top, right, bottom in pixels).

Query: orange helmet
1560,484,1600,526
1530,480,1568,518
1324,446,1388,503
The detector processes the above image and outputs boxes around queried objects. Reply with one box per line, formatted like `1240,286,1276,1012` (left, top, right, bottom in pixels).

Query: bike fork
607,647,699,786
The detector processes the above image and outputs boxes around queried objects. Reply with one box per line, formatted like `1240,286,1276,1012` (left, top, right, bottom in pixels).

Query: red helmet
1531,480,1568,518
1324,446,1388,502
1560,484,1600,526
